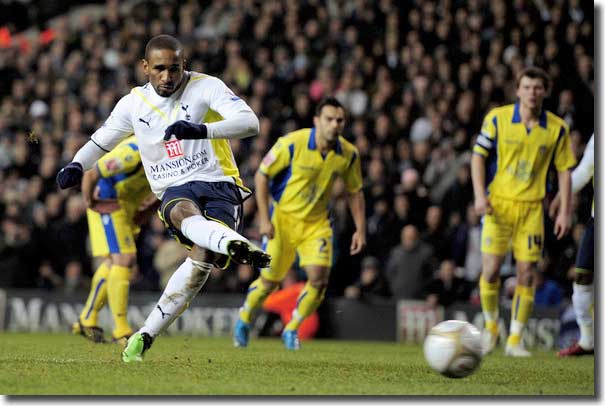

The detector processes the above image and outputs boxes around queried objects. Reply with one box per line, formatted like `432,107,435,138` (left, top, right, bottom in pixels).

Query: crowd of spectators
0,0,594,309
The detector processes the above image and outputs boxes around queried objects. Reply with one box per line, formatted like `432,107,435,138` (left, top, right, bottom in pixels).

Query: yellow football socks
284,282,325,331
508,284,535,346
107,264,132,338
239,277,274,324
80,261,110,327
479,275,500,334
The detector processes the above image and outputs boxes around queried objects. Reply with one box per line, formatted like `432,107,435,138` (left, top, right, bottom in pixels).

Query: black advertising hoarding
0,290,571,349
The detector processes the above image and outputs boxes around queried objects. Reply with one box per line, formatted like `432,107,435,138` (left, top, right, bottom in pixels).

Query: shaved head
145,35,183,60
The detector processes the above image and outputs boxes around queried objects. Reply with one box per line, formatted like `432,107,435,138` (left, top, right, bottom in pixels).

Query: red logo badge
164,140,183,158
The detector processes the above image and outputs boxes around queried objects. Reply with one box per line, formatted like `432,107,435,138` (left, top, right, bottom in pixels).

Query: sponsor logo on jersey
164,140,184,158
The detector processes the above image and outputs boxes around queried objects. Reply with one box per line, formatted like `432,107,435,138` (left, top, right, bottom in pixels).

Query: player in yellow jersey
471,67,576,357
233,97,366,350
72,136,156,344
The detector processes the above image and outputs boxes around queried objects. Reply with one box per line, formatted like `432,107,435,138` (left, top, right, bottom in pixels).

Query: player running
471,67,576,357
233,97,366,350
56,34,270,362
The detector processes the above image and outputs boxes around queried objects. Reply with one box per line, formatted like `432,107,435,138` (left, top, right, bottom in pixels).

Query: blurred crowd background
0,0,594,310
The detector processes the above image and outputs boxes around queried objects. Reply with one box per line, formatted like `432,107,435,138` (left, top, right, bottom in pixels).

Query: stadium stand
0,0,594,308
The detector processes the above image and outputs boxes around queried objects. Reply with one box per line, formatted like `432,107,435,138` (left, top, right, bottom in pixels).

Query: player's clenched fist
56,162,83,189
164,120,207,140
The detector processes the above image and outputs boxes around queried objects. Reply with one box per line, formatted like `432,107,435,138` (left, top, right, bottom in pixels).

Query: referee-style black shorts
575,217,594,272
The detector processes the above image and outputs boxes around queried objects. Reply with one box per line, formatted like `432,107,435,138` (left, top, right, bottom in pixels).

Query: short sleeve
342,149,363,193
473,109,498,157
554,124,577,172
259,138,293,178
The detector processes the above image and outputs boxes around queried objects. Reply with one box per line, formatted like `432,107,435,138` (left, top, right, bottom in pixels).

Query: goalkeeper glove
164,120,208,140
56,162,83,189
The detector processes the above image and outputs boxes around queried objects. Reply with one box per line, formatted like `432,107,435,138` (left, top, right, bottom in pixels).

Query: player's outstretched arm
56,140,107,189
57,94,134,189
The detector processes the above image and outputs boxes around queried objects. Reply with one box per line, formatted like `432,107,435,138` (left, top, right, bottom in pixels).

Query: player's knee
481,255,502,282
190,245,217,263
309,279,328,292
111,253,136,268
260,276,279,292
515,264,535,286
170,201,201,229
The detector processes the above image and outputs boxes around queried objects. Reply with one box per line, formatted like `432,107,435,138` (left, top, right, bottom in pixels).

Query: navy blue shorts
575,217,594,272
158,181,244,250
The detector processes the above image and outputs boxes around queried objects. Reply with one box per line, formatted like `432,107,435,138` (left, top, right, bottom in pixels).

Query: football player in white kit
551,134,595,357
56,35,271,362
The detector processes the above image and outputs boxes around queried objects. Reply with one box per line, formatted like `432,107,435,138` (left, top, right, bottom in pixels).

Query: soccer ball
423,320,482,378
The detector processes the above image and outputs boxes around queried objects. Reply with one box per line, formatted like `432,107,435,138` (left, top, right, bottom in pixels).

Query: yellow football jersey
96,136,150,212
259,128,362,222
473,103,576,201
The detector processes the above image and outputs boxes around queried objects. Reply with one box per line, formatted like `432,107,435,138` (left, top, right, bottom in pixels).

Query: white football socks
572,282,594,349
180,215,248,256
140,257,212,337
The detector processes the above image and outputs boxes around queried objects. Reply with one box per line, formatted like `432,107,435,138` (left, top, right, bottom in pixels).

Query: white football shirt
89,71,257,199
571,133,594,217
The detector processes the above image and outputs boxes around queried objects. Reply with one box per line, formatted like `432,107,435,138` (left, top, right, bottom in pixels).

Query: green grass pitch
0,332,594,396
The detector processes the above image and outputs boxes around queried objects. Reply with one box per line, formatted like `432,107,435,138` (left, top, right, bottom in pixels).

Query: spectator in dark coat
386,225,436,299
344,256,391,300
424,259,472,308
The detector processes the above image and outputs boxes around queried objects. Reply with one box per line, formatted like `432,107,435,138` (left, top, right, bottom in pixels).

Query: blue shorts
575,217,594,272
158,181,244,250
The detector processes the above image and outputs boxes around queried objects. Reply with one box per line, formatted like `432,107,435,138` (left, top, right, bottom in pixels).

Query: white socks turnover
572,282,594,350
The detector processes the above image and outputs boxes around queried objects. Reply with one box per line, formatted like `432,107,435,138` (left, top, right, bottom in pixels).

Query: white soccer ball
423,320,482,378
